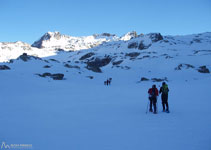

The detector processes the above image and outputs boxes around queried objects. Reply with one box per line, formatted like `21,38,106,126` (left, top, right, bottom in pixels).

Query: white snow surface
0,31,211,150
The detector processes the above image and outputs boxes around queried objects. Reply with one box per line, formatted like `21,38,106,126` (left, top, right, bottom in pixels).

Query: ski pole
146,100,149,114
157,96,159,113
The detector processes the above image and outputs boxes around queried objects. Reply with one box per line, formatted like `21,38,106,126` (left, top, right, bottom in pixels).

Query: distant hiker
108,79,111,85
148,85,159,114
159,82,169,113
106,79,109,85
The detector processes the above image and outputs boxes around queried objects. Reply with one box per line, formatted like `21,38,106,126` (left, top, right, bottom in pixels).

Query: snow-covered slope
0,41,56,62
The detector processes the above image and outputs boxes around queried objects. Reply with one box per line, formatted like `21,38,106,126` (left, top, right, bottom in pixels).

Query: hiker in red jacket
148,85,159,114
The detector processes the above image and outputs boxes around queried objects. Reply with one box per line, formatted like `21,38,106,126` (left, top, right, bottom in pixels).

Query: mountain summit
31,31,119,51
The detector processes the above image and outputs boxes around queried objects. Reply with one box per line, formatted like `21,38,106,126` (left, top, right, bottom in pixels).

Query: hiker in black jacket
159,82,169,113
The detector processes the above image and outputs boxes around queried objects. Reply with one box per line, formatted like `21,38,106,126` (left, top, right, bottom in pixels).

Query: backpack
151,88,156,98
162,84,168,94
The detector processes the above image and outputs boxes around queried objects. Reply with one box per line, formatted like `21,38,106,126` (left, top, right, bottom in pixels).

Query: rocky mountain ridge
1,31,211,82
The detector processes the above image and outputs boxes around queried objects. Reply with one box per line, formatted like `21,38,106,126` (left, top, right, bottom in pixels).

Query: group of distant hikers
104,78,112,86
148,82,169,114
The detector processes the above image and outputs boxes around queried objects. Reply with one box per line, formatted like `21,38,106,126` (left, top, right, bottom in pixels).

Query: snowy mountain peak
32,31,64,48
31,31,119,51
120,31,138,41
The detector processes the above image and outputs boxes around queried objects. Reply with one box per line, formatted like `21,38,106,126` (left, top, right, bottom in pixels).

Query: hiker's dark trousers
161,94,169,111
149,97,157,112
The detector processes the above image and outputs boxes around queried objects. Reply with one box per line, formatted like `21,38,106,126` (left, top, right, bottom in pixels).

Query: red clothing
148,88,159,96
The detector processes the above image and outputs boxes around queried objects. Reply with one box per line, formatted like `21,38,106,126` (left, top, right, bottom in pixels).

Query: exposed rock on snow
125,52,140,58
198,66,210,73
138,41,151,50
151,77,168,82
128,42,138,49
49,59,60,63
139,77,168,82
148,33,163,42
140,77,150,81
86,56,112,73
43,65,51,68
79,52,95,60
112,60,123,66
0,65,11,70
64,64,80,69
37,72,64,80
17,53,42,62
86,76,94,79
175,64,195,70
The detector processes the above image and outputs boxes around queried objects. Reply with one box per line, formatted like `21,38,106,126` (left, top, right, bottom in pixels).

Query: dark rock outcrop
148,33,163,42
175,64,195,70
138,41,151,50
86,76,94,79
51,73,64,80
141,77,149,81
64,64,80,69
49,59,60,63
198,66,210,73
112,60,123,65
128,42,138,49
79,52,95,60
17,53,41,62
125,52,140,58
37,73,64,80
151,77,168,82
0,65,10,70
43,65,51,68
86,56,112,73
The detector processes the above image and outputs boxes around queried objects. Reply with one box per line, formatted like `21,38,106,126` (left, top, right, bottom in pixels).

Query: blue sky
0,0,210,44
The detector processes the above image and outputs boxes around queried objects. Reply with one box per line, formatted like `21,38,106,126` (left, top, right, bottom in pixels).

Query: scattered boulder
49,59,60,63
192,38,201,43
142,55,150,58
165,56,174,59
112,60,123,65
0,65,10,70
64,64,80,69
37,72,64,80
198,66,210,73
138,41,151,50
38,72,52,77
86,76,94,79
43,65,51,68
86,66,102,73
175,64,195,70
125,52,140,58
79,52,95,60
141,77,149,81
51,74,64,80
139,77,168,82
128,42,138,49
120,66,131,70
151,77,168,82
18,53,41,62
